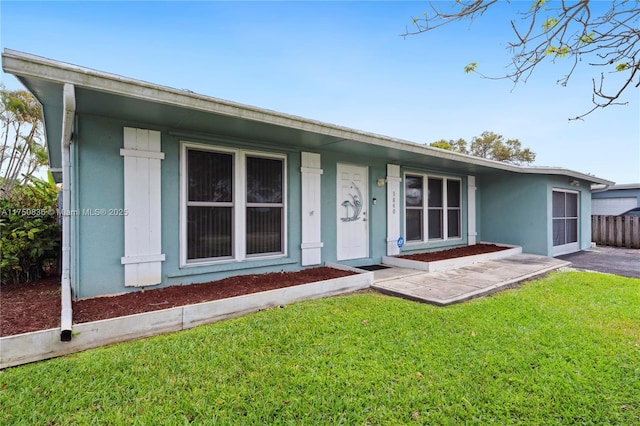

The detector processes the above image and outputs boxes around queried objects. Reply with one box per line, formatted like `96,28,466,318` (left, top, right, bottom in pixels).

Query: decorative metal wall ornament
341,182,363,222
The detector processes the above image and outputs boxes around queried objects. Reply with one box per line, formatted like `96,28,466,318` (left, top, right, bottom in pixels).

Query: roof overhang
2,49,615,186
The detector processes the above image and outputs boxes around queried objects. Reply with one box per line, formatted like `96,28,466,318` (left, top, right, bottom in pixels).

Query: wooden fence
591,215,640,248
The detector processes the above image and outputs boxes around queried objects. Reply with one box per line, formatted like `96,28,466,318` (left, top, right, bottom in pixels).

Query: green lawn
1,271,639,425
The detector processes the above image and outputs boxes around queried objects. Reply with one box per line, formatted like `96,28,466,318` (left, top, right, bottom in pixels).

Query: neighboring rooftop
592,183,640,193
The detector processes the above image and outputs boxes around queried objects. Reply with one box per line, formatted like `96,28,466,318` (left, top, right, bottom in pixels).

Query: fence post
614,216,623,247
606,216,615,246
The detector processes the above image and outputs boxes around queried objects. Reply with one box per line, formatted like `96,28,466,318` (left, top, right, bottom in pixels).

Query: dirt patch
1,268,353,337
398,243,509,262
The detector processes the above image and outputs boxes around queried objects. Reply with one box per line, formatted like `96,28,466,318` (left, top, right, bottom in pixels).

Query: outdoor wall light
376,178,386,187
569,180,580,187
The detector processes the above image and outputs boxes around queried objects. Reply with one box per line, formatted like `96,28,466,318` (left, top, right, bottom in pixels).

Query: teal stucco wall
71,114,590,298
71,115,477,298
478,173,549,255
478,172,593,256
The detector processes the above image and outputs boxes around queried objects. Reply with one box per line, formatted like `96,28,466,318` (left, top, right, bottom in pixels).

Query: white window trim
552,188,580,256
180,141,287,267
404,172,462,244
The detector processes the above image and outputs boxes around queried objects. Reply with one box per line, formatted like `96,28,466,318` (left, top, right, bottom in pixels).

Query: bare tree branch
403,0,640,120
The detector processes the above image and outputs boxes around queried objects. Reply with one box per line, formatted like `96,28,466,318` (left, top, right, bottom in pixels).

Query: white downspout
60,83,75,341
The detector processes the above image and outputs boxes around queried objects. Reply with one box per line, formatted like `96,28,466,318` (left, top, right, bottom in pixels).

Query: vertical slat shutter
467,175,477,245
386,164,401,255
300,152,323,266
120,127,165,287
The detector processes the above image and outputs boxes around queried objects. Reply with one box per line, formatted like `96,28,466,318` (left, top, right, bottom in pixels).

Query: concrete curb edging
1,270,373,369
382,244,522,273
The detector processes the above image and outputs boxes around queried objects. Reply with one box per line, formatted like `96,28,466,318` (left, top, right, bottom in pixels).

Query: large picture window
182,143,286,264
405,174,461,243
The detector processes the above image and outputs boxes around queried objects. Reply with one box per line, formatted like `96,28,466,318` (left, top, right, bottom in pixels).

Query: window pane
447,209,460,238
447,180,461,208
406,209,423,241
405,176,423,207
247,207,282,254
567,218,578,243
247,157,283,204
188,206,232,259
428,178,443,208
566,193,578,217
553,218,565,246
552,191,565,218
188,150,232,202
428,209,443,239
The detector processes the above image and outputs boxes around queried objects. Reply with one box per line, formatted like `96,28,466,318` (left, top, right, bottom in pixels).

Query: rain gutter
60,83,75,342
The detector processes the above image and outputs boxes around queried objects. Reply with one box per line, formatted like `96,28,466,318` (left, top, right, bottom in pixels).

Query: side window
405,175,423,241
187,150,234,260
404,173,462,243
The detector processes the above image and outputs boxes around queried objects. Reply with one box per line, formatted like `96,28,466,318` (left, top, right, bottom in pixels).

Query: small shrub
0,173,60,284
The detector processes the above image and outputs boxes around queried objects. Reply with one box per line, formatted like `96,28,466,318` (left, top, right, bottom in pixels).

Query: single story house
592,184,640,215
3,49,613,309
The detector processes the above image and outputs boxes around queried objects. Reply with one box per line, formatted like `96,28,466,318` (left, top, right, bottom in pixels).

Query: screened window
183,145,286,264
405,174,461,243
405,175,424,241
428,178,443,239
246,156,284,255
187,150,233,260
447,180,461,238
553,190,578,247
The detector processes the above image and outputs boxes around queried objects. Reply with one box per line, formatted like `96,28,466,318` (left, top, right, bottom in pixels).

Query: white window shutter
386,164,402,256
300,152,323,266
467,175,477,245
120,127,165,287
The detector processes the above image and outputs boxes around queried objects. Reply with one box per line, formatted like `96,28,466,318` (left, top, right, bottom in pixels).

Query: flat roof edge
2,49,614,186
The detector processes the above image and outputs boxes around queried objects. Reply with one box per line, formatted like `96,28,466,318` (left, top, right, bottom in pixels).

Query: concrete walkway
372,253,570,306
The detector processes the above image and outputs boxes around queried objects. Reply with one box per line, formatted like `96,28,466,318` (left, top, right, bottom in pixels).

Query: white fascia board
518,166,615,186
2,49,614,186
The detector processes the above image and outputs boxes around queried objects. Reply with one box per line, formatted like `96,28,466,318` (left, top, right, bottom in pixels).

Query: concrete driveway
557,246,640,278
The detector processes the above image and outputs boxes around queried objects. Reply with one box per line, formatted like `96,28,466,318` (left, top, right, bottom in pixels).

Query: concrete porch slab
372,253,569,306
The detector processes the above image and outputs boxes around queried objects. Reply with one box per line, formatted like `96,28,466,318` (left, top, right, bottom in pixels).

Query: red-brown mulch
398,243,509,262
0,268,353,337
1,244,509,337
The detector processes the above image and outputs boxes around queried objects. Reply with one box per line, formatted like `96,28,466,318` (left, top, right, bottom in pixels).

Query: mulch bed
1,268,353,337
1,244,509,337
398,243,509,262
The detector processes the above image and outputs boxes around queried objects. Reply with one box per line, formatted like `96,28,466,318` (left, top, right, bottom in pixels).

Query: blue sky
1,1,638,184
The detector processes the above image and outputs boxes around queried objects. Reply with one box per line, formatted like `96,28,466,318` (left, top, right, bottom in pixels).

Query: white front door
337,164,369,260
